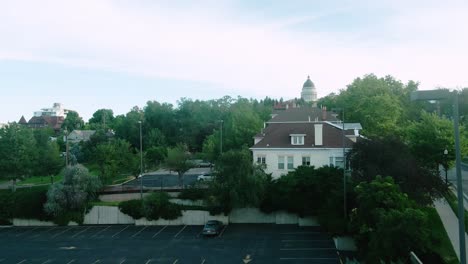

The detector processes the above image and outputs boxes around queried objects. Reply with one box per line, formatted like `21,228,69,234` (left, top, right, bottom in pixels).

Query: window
278,156,285,169
291,135,305,145
329,156,344,168
287,156,294,170
302,156,310,166
256,156,266,164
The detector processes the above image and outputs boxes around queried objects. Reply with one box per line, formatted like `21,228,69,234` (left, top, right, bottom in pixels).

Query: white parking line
172,259,179,264
152,225,167,238
281,239,329,242
145,259,153,264
91,260,100,264
16,260,27,264
112,225,130,238
66,260,75,264
16,227,38,237
174,225,187,238
218,225,228,238
131,226,148,237
280,232,319,235
119,259,126,264
52,227,72,238
280,248,336,250
280,258,337,261
41,259,52,264
201,259,206,264
31,227,54,238
71,226,91,238
92,226,110,237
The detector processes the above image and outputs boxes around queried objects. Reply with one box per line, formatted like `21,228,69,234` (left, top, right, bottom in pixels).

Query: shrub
119,199,143,219
12,186,51,221
53,211,85,226
143,192,182,220
178,187,206,201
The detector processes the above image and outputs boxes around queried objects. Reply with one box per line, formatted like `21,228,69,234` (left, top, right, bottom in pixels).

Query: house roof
69,130,96,141
270,107,339,123
18,116,27,124
28,116,64,130
251,122,355,149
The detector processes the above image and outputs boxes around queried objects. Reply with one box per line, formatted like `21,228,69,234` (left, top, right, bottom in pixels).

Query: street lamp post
444,149,448,185
138,121,143,201
332,108,347,219
411,89,465,264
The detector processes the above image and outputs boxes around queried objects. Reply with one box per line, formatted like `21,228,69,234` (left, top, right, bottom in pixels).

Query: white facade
34,103,68,117
253,148,348,179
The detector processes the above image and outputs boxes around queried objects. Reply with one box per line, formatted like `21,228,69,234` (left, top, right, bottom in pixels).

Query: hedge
0,186,52,224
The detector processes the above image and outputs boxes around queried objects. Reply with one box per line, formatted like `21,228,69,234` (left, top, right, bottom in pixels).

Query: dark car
202,220,223,236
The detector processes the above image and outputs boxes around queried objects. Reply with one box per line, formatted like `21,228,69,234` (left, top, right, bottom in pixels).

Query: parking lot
0,224,339,264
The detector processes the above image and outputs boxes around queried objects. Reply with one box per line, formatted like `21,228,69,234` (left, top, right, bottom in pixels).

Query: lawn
17,175,63,186
423,207,459,264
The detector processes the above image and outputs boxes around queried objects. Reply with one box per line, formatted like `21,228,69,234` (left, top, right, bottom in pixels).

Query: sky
1,0,467,123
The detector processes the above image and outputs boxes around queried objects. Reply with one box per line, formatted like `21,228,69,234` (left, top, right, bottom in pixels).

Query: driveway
123,168,213,189
0,224,339,263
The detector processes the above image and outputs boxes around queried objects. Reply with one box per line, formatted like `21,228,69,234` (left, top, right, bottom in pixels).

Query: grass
444,191,468,232
423,207,459,264
90,201,121,207
111,175,134,185
17,175,63,186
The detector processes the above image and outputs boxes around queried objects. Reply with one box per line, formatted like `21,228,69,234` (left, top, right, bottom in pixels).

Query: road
0,224,340,263
123,168,213,189
443,163,468,197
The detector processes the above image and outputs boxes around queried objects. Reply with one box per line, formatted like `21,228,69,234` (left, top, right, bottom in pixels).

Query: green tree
405,111,454,170
207,148,268,214
348,136,446,205
61,111,84,131
164,144,193,187
94,139,138,184
44,164,101,217
33,128,63,177
88,109,114,130
350,176,430,263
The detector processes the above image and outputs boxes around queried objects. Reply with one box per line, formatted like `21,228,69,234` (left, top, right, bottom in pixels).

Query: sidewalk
434,198,468,261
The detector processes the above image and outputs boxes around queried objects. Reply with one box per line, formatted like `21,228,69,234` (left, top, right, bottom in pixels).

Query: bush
53,211,85,226
178,187,206,201
0,187,52,224
119,199,143,219
143,192,182,221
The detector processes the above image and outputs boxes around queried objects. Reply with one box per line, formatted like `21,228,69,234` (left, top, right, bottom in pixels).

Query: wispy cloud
0,0,467,103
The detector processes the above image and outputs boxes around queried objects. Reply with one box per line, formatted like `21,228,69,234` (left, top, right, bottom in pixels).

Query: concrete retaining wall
83,206,135,225
134,210,229,226
298,216,319,226
229,208,275,224
13,219,56,226
170,199,204,206
275,211,298,224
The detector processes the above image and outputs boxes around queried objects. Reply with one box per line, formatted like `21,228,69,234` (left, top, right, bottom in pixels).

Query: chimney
314,124,323,146
322,106,327,121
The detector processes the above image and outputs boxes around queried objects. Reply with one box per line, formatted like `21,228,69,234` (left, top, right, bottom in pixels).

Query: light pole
411,89,465,264
444,149,448,186
332,108,347,219
218,120,224,154
138,121,143,201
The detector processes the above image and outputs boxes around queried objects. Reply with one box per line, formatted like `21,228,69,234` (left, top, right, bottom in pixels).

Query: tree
61,111,84,131
164,144,193,187
207,148,268,214
350,176,430,263
94,139,138,184
348,136,446,205
88,109,114,130
405,111,454,170
33,128,63,177
44,164,101,217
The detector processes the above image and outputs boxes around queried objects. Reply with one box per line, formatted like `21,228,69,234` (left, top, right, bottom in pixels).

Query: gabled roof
251,122,355,149
27,116,64,130
18,116,27,124
69,130,96,142
269,107,339,123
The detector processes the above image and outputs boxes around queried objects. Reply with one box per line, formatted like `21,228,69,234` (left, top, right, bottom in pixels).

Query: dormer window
290,134,305,145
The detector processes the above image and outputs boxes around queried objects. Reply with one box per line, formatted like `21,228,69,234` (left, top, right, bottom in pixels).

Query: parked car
197,173,214,181
191,159,213,168
202,220,223,236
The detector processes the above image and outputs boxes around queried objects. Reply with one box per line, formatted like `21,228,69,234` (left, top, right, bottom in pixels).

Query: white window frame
287,156,294,170
302,156,311,166
278,156,285,170
290,134,305,145
329,156,344,168
256,156,266,167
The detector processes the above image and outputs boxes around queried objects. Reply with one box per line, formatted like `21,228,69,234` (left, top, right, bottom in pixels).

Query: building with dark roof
250,107,362,178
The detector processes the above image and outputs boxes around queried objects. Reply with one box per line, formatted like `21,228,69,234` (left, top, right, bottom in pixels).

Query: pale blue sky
1,0,467,123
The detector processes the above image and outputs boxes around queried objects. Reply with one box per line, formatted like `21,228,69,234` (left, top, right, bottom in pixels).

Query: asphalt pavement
444,163,468,198
123,168,213,189
0,224,339,264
